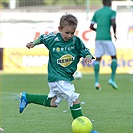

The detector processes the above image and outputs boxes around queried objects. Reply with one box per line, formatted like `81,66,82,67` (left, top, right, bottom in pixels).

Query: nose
68,33,72,38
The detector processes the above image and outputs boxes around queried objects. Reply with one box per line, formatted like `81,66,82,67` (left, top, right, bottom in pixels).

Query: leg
110,55,117,81
108,55,118,90
70,99,100,133
70,99,83,119
103,41,118,89
94,57,102,90
108,55,118,89
26,93,57,107
94,41,105,90
19,92,57,113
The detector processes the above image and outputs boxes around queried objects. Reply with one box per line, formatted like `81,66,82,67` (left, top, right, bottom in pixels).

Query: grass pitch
0,73,132,133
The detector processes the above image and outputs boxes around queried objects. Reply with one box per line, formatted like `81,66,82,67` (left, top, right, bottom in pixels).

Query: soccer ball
0,127,4,131
73,71,82,80
72,116,92,133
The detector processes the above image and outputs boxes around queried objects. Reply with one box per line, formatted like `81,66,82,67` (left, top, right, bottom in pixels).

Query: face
58,25,76,41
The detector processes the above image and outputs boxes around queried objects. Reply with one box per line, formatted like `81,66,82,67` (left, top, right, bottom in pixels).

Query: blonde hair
59,14,78,29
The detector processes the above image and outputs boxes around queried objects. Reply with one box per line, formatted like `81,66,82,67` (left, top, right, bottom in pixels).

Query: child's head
58,14,78,41
59,14,78,29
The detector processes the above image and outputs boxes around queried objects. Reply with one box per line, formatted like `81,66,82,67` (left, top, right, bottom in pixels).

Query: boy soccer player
90,0,118,90
19,14,98,133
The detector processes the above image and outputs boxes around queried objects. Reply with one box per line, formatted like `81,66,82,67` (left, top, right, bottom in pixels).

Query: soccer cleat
95,82,102,90
108,79,118,90
90,130,100,133
19,92,28,113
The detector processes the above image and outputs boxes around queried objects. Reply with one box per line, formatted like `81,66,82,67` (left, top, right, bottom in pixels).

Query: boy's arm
75,37,95,59
26,38,42,49
83,55,94,65
78,42,95,64
80,47,95,60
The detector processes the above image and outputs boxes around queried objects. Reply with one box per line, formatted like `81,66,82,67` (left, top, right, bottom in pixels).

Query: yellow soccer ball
72,116,92,133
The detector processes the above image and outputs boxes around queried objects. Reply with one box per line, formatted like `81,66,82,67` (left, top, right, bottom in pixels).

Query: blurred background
0,0,133,74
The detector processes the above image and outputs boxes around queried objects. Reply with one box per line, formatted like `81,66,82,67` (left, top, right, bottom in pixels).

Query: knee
96,58,101,62
50,97,58,107
73,99,80,105
111,55,117,59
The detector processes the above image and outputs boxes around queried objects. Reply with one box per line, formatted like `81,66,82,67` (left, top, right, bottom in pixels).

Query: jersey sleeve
75,37,95,59
91,13,97,24
33,32,56,47
111,10,116,19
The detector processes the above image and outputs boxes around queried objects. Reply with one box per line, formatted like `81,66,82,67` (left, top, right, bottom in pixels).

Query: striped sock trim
71,107,82,111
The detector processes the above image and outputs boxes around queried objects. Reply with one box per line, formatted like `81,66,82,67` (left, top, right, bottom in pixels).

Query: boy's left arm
75,37,95,63
80,46,95,65
84,55,94,64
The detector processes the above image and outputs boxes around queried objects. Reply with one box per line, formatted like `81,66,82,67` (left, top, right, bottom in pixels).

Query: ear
58,26,61,31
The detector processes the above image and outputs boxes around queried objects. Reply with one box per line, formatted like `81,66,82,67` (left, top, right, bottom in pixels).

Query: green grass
0,73,132,133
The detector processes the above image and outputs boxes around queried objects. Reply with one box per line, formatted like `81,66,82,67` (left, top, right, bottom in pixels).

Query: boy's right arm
26,38,41,49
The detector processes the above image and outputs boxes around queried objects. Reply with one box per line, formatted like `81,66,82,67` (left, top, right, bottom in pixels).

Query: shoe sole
19,93,22,113
19,93,27,113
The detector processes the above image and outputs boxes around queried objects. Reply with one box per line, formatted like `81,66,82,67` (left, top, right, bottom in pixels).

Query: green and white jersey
91,6,116,40
33,32,93,82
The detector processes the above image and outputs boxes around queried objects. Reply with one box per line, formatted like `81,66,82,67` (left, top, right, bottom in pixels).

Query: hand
84,55,92,64
114,34,117,41
26,42,34,49
84,58,92,64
